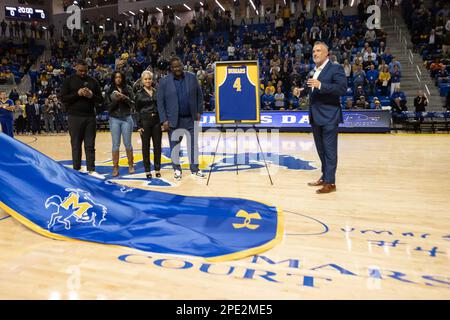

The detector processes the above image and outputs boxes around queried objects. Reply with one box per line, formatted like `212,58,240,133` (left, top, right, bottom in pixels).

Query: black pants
140,115,162,172
55,113,66,133
14,116,25,134
68,115,96,171
27,115,41,134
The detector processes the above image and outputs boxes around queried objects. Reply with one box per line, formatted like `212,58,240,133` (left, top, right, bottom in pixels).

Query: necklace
144,87,153,97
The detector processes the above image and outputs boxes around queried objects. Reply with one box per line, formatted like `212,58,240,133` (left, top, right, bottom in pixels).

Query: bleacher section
0,39,45,85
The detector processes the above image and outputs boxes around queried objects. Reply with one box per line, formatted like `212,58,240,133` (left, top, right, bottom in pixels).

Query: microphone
304,70,315,91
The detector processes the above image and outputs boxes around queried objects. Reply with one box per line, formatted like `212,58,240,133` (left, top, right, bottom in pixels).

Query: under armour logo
232,210,262,230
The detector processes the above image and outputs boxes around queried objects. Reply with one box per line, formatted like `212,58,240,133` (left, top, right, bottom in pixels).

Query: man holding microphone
60,59,103,176
299,42,347,194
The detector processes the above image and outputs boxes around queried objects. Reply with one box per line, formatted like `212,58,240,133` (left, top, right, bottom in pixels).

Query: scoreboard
5,6,48,20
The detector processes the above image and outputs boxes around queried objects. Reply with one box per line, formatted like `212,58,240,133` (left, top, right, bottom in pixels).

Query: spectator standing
25,96,41,134
414,90,428,113
390,64,401,95
274,87,285,110
366,64,379,97
42,98,55,134
13,99,26,134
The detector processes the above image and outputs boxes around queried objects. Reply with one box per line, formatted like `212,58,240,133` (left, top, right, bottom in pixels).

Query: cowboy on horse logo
45,188,108,230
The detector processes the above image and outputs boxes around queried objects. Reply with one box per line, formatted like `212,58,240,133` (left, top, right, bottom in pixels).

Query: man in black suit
300,41,348,194
25,96,41,135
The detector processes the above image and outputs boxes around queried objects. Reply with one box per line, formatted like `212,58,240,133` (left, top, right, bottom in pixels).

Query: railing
409,49,414,64
393,16,431,100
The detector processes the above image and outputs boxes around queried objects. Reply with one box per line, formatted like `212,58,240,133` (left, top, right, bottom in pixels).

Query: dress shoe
316,184,336,194
307,179,324,187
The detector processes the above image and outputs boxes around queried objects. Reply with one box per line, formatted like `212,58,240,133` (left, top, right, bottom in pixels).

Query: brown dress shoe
308,179,324,187
316,183,336,194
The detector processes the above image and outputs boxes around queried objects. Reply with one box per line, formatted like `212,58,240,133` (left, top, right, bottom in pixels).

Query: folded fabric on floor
0,133,283,261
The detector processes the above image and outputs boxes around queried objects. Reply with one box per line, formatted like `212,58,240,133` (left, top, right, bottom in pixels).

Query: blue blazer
157,72,204,128
303,61,348,126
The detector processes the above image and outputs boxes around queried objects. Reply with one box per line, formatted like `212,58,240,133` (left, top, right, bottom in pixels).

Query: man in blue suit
157,57,204,181
300,42,347,194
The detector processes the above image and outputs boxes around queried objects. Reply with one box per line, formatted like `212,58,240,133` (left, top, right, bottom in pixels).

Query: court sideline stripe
0,215,11,222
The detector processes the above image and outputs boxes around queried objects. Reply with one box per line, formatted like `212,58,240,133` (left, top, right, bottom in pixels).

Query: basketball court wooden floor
0,131,449,299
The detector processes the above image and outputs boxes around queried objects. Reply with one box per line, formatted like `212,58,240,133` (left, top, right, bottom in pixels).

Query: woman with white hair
135,70,162,180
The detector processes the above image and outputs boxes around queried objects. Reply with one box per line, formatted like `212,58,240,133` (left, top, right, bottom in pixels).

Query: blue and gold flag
0,134,283,261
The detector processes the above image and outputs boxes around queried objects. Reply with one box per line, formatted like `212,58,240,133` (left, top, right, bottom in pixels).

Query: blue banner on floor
0,134,283,261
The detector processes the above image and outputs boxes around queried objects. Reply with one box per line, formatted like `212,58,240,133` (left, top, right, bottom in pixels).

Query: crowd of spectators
1,4,175,135
2,0,439,136
0,38,43,86
172,0,410,111
1,19,55,41
403,0,450,110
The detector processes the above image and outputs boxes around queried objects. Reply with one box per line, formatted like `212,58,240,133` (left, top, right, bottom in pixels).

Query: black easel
206,123,273,186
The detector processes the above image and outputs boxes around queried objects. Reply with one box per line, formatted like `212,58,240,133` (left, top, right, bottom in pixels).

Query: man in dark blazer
25,97,41,135
300,41,347,193
157,57,204,181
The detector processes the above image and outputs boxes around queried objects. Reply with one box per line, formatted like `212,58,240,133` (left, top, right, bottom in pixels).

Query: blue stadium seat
440,84,450,97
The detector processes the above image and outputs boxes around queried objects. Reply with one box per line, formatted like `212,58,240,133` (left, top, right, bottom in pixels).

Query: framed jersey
215,61,260,124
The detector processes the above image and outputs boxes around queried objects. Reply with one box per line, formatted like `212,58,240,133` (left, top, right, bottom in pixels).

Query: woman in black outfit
414,90,428,123
414,90,428,113
135,70,162,179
